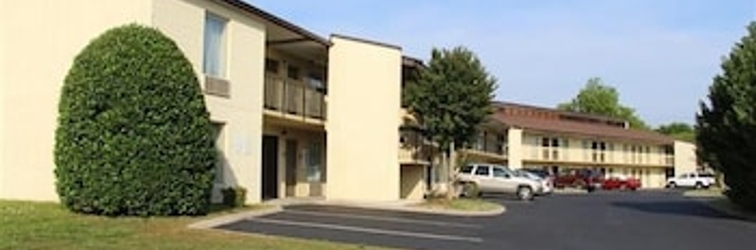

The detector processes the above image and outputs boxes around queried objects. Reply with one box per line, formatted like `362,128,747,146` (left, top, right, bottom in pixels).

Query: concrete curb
310,199,506,217
188,206,283,229
553,188,588,194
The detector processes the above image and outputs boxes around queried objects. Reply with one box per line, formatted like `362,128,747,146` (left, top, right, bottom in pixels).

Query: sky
249,0,755,127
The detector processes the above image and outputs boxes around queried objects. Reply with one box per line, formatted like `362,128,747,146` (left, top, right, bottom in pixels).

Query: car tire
667,182,677,189
695,182,703,189
517,186,534,201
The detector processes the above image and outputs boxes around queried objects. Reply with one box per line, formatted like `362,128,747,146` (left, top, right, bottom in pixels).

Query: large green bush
697,22,756,211
55,24,216,216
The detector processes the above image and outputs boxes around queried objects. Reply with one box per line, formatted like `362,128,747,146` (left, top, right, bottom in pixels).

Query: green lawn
415,198,502,212
0,200,394,250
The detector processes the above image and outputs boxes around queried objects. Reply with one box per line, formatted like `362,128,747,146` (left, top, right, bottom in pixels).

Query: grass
415,198,502,212
682,188,726,198
0,200,395,250
682,188,756,222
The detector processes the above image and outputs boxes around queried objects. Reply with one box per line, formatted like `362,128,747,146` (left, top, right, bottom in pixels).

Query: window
287,65,300,80
265,58,279,74
203,13,227,78
460,165,474,174
542,137,550,147
306,142,322,182
551,138,559,147
474,166,490,176
211,123,225,184
493,167,509,178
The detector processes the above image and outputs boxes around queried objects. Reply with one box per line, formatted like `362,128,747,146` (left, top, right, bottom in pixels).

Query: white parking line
282,210,481,228
250,218,483,243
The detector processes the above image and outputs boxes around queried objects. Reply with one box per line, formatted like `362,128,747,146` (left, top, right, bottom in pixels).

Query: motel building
1,0,699,204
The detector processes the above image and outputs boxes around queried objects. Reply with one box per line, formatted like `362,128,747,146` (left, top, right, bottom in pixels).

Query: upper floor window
265,58,279,74
204,13,227,78
287,65,300,80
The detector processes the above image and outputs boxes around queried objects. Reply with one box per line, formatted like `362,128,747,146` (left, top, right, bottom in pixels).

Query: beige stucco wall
400,166,425,200
326,36,401,201
507,128,523,169
520,132,672,168
1,0,153,201
153,0,266,204
674,141,697,175
263,123,326,199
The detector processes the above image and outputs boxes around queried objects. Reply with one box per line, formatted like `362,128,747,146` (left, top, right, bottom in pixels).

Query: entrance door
262,135,279,200
285,140,298,197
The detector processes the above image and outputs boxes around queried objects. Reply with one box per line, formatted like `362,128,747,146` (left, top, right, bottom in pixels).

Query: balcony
399,128,432,165
264,74,325,120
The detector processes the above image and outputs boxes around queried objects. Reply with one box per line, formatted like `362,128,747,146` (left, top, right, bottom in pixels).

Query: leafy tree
55,24,216,216
404,46,497,198
558,77,649,129
697,23,756,211
656,122,695,142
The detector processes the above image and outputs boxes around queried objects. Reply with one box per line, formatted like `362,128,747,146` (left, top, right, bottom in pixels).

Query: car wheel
517,186,534,201
667,182,677,189
695,182,703,189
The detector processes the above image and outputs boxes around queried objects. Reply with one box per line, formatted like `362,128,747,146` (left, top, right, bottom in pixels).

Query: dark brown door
262,135,279,200
285,140,297,197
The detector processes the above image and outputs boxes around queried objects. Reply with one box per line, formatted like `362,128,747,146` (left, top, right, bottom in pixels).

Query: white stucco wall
674,141,698,175
326,35,402,201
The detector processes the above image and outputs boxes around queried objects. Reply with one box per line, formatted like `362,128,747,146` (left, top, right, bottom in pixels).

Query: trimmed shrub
697,22,756,211
55,24,216,216
221,186,247,208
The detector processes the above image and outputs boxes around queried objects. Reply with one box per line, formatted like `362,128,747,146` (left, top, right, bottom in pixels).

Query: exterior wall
263,124,326,198
507,128,524,168
674,141,698,175
400,166,425,200
326,36,402,201
521,132,673,168
153,0,266,204
1,0,153,201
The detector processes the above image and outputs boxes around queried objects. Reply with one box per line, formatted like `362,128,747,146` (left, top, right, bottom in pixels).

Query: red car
553,169,603,192
602,176,641,191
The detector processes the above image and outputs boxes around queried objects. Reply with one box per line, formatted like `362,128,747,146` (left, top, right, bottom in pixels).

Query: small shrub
55,24,216,216
221,186,247,208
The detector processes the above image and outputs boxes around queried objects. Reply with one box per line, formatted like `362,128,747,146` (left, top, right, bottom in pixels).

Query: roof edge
217,0,331,47
331,33,402,51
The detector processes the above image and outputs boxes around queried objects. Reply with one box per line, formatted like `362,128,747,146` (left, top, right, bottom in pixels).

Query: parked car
553,169,603,192
515,169,553,195
666,172,716,189
601,175,641,191
456,164,542,200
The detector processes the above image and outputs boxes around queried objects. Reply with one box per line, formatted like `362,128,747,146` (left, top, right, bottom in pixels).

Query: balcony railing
264,74,325,120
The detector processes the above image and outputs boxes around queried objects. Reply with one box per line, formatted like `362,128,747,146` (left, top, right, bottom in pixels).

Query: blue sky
249,0,754,126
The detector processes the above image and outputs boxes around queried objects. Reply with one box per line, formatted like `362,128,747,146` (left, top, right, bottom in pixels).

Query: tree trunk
445,142,457,200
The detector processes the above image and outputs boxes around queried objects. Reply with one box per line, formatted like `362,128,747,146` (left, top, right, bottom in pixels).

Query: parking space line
250,218,483,243
281,210,481,228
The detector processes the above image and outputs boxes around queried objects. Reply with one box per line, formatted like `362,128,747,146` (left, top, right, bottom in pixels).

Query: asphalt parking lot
217,191,756,250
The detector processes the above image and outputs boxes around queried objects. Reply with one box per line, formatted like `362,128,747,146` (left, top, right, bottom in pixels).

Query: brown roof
492,102,674,145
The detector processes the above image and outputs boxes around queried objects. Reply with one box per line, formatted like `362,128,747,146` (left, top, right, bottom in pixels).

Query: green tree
656,122,695,142
697,23,756,211
55,24,216,216
558,77,649,129
404,46,497,198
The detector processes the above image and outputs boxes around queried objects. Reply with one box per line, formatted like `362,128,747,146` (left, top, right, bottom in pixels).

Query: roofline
331,34,402,50
494,101,629,125
402,56,425,68
217,0,331,47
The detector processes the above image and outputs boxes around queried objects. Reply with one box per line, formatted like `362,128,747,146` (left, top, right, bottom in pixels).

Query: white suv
666,172,716,189
456,164,542,200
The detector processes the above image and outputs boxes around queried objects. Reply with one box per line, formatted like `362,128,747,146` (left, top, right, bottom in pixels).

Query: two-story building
1,0,430,203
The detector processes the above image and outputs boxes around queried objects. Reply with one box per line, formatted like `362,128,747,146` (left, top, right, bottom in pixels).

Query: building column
507,128,523,169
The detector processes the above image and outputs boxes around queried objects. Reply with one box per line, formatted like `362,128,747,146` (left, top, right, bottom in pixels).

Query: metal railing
264,74,325,119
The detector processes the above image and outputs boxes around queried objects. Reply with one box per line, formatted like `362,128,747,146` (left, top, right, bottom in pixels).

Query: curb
316,201,506,217
188,206,283,229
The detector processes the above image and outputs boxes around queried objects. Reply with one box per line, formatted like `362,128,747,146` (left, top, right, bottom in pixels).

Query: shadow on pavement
612,199,746,221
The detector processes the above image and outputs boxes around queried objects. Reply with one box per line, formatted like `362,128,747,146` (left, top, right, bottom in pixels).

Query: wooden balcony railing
264,74,325,120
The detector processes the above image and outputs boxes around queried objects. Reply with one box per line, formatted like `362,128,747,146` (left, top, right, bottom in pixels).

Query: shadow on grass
611,199,750,222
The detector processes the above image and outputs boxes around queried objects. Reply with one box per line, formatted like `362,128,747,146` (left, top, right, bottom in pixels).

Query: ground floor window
306,141,322,182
